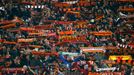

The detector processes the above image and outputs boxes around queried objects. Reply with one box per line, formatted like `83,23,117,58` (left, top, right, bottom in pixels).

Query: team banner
0,17,23,29
28,32,44,36
90,31,112,36
109,55,132,60
55,41,89,46
18,38,36,43
63,1,78,4
3,41,16,44
116,0,134,2
74,20,88,28
125,20,134,24
20,25,53,32
103,60,116,64
75,24,96,29
33,25,53,30
88,72,124,75
60,35,86,42
0,39,4,42
0,17,23,25
0,24,16,29
54,2,71,7
105,46,118,50
77,1,96,6
31,51,58,56
128,43,134,48
0,20,13,25
7,29,20,32
0,39,16,44
121,14,134,19
47,33,57,37
59,31,75,35
118,7,134,12
63,8,80,12
2,68,26,73
59,52,79,57
29,45,42,48
20,27,35,32
66,11,80,17
21,1,35,5
75,20,87,24
80,47,105,53
20,27,56,36
96,15,104,20
43,20,55,24
96,67,119,72
74,24,87,29
54,21,73,25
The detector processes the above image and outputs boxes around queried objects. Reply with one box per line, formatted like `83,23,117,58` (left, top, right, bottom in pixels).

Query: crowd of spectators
0,0,134,75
